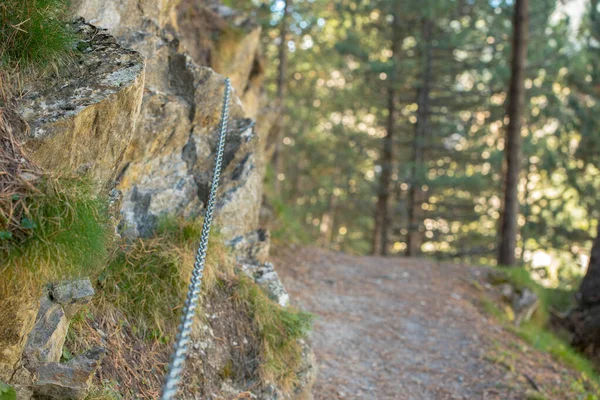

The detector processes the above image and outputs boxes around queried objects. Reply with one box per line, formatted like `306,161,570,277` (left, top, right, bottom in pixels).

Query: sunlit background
231,0,599,290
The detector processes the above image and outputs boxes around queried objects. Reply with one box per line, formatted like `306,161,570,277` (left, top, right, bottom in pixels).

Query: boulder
22,294,68,369
512,288,539,326
16,19,145,190
33,347,106,399
226,229,271,263
50,279,95,319
117,64,263,241
241,262,290,307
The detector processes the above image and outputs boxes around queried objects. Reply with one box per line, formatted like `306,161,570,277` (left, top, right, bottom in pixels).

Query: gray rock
116,65,263,241
50,279,95,319
33,348,106,400
16,19,145,189
242,262,290,307
500,283,514,301
226,229,270,263
513,288,539,326
22,294,68,369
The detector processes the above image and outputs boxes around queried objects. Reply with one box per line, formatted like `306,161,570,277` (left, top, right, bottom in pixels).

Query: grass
98,217,234,341
510,324,599,394
0,382,16,400
0,0,74,69
234,275,313,390
98,215,313,390
85,382,123,400
0,175,111,296
482,267,600,397
489,266,576,326
0,168,313,394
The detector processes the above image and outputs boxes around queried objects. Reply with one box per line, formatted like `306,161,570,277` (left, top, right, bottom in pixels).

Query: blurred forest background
231,0,599,292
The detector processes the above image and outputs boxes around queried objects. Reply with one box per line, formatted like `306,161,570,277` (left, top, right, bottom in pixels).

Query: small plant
0,382,16,400
234,275,313,390
0,0,74,69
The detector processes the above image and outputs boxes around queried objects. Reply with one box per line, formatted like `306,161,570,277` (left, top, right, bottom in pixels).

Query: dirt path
273,246,589,400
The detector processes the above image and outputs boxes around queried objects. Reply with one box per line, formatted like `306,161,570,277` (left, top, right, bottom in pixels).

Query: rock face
16,19,145,189
75,0,267,243
8,1,314,398
34,348,106,400
50,279,95,319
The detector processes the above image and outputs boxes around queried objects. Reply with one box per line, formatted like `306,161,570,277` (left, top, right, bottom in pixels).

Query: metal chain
160,77,231,400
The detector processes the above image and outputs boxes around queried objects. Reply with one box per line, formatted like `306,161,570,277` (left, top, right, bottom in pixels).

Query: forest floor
273,246,593,400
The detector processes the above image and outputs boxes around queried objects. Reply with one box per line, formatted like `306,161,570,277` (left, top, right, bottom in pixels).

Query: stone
500,283,514,302
75,0,269,242
242,262,290,307
175,2,263,100
226,229,271,263
12,384,33,400
50,279,95,319
33,347,106,400
16,19,145,190
513,288,539,326
22,294,68,369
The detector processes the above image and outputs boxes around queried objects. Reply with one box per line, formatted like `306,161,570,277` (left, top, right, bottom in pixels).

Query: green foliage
234,275,313,389
257,0,597,285
1,176,111,295
0,0,74,68
269,197,312,245
0,382,16,400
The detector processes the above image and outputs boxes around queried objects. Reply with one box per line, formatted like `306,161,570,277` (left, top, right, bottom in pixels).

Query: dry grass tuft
0,107,40,245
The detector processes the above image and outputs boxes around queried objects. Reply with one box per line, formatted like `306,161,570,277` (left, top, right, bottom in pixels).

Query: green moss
234,275,313,389
0,0,74,69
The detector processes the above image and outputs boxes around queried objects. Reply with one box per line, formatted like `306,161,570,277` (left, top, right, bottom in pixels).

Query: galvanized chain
160,78,231,400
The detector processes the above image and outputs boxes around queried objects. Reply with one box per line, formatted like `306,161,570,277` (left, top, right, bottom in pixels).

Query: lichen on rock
16,19,145,190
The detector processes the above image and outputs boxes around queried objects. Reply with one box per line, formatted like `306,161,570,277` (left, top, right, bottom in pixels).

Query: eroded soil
273,246,593,400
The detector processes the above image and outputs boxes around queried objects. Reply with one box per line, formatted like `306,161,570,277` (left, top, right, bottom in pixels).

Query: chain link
160,77,231,400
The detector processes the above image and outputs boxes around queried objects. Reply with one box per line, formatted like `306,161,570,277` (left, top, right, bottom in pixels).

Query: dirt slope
273,246,591,400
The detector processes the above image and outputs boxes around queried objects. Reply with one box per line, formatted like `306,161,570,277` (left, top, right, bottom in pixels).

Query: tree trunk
272,0,288,198
498,0,528,266
406,18,433,257
319,188,338,247
579,224,600,308
372,0,402,256
564,224,600,363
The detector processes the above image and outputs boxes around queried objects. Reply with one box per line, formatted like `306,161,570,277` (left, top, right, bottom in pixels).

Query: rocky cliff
0,1,314,398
